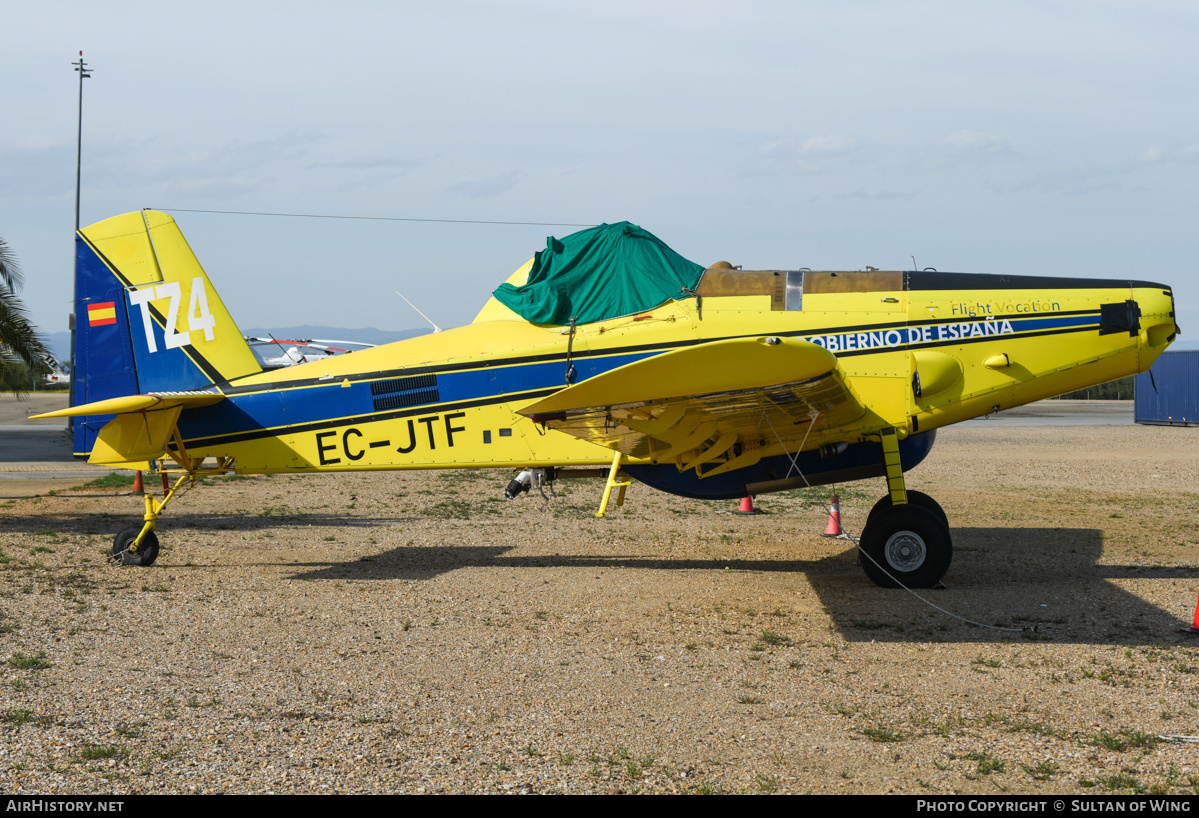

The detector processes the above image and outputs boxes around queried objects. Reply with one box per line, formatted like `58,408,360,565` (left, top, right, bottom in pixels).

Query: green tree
1055,375,1135,400
0,236,49,393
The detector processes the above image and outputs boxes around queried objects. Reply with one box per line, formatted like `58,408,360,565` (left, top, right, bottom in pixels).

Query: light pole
69,52,91,423
73,52,91,232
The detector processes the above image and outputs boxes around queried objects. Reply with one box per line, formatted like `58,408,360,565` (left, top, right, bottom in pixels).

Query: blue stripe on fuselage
176,350,658,442
174,312,1101,444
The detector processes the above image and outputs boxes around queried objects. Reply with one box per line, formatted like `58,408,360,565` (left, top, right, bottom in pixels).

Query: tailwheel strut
111,473,193,567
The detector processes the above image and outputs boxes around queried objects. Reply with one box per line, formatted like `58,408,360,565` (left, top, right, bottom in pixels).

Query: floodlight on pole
73,52,91,232
69,52,92,425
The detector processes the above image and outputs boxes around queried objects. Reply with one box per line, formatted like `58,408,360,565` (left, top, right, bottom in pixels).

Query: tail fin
73,210,261,455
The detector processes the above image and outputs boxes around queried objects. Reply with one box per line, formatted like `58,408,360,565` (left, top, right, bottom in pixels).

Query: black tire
112,528,159,567
866,490,949,530
858,505,952,589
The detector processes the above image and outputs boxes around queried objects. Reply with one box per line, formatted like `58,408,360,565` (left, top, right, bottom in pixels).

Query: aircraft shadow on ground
8,507,1188,644
285,525,1194,645
807,526,1196,646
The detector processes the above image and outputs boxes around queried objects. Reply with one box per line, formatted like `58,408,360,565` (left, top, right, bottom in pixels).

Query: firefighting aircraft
37,210,1177,588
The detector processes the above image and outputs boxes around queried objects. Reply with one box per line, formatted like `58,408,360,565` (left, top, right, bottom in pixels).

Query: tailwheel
112,527,160,567
858,503,951,589
865,490,949,529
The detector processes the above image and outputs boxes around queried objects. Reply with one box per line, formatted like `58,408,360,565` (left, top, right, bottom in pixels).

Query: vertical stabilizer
72,211,261,454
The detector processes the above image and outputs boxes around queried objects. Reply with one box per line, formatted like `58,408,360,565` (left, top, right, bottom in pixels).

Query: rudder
72,211,261,454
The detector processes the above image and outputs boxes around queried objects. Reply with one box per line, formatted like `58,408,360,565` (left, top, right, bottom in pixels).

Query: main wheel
112,528,160,566
858,504,951,589
866,490,949,529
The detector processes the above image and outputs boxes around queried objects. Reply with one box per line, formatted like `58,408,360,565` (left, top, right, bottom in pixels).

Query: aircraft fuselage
169,269,1174,498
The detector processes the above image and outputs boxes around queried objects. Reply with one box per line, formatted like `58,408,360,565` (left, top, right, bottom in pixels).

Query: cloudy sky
3,1,1197,342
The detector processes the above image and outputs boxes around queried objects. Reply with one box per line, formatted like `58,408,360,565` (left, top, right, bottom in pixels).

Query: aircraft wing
519,336,867,477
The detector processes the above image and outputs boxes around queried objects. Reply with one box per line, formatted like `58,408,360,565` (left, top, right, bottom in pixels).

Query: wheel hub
883,530,926,571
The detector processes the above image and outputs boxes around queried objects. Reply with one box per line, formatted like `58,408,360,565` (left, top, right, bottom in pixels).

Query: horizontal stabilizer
88,405,182,465
30,391,224,419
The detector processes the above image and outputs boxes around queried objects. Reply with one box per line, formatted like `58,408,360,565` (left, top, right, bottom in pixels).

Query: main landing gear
856,428,953,589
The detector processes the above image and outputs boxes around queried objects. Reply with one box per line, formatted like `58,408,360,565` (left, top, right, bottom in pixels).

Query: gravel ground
1,421,1198,794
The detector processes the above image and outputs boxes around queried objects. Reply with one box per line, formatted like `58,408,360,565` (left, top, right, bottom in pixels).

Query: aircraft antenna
394,291,442,334
146,207,595,229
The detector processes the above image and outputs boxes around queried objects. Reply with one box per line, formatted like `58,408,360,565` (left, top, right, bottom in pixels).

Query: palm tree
0,236,49,393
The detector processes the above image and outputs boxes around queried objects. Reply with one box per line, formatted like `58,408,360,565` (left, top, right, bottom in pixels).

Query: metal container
1135,350,1199,426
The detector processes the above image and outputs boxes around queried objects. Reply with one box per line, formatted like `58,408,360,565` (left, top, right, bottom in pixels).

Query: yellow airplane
38,210,1177,588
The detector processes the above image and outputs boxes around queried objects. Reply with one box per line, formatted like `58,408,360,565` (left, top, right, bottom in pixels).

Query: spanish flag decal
87,301,117,327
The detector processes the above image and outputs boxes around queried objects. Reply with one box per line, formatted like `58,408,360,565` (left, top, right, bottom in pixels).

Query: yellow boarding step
596,450,631,518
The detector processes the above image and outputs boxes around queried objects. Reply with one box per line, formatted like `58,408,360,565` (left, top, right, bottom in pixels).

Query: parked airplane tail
72,210,262,455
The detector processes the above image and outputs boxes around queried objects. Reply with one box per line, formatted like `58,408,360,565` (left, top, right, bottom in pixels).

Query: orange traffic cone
1181,594,1199,635
133,471,144,494
822,494,844,537
732,496,758,514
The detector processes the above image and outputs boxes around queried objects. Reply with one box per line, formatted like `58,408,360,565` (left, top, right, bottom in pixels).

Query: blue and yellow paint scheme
39,211,1178,586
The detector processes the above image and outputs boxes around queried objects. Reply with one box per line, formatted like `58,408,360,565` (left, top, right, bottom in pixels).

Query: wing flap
520,337,867,473
528,336,839,413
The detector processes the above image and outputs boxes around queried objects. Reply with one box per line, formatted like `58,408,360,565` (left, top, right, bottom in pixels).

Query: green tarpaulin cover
492,222,705,325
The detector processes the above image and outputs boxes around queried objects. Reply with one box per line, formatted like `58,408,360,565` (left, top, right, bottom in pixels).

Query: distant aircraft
244,337,376,370
38,211,1177,588
39,353,70,388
